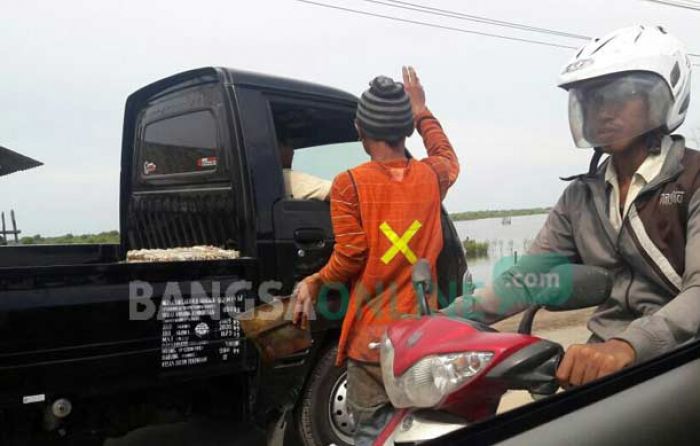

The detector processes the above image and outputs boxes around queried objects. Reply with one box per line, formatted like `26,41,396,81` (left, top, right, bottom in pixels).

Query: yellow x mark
380,220,423,265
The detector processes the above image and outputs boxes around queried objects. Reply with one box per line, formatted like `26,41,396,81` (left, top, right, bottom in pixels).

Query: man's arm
285,170,332,201
401,66,459,199
416,109,460,199
444,186,578,323
292,172,366,327
316,171,367,284
614,188,700,364
554,186,700,386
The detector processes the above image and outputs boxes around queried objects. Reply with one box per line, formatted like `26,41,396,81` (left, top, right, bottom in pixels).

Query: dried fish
126,245,240,263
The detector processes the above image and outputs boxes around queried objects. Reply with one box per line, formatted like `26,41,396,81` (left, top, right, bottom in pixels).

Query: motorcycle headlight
380,337,493,408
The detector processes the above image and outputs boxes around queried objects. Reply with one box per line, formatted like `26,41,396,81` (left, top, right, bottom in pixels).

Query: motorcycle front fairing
381,315,540,412
375,315,562,445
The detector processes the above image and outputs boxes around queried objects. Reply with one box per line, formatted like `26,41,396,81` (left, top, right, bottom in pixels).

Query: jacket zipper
618,218,639,317
624,266,636,317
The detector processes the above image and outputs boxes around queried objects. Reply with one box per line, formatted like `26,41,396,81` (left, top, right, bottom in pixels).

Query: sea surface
453,214,548,284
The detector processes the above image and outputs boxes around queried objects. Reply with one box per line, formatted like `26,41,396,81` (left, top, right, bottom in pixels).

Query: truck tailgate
0,258,259,408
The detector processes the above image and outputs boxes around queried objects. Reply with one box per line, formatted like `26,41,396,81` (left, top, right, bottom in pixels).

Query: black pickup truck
0,67,466,445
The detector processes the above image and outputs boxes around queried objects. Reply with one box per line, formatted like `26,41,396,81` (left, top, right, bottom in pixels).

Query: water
453,214,548,284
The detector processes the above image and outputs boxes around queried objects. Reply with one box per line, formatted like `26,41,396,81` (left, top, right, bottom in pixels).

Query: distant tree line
450,207,551,222
20,230,120,245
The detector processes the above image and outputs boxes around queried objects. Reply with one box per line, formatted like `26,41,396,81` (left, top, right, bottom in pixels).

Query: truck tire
297,345,354,446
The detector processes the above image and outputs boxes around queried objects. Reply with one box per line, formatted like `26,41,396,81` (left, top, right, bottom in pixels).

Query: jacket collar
642,135,686,192
581,135,687,248
603,137,672,186
588,135,686,191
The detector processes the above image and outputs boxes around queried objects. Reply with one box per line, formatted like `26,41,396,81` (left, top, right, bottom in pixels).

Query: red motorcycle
373,260,612,445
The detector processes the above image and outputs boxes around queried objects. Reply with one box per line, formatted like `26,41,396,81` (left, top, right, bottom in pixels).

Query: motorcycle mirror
412,259,432,316
540,264,612,312
412,259,433,292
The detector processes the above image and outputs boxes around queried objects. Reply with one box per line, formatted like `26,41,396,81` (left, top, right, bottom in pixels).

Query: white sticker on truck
160,293,244,369
23,394,46,404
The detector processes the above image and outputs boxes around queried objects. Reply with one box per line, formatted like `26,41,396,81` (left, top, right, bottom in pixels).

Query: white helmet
558,25,692,148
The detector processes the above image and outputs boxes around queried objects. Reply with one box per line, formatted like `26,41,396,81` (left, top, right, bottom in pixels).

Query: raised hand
402,65,427,116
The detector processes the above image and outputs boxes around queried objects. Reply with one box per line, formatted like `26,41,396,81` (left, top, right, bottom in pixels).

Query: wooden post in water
1,212,5,246
10,210,18,243
0,210,21,245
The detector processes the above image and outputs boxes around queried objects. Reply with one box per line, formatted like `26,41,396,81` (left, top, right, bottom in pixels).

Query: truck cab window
270,101,361,199
292,141,367,182
129,104,236,251
141,110,219,177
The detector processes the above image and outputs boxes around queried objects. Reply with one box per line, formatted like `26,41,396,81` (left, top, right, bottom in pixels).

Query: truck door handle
294,229,326,247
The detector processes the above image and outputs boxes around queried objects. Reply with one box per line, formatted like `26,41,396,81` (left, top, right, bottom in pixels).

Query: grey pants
346,360,394,446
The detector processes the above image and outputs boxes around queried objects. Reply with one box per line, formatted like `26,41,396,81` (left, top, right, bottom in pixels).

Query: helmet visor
567,72,672,148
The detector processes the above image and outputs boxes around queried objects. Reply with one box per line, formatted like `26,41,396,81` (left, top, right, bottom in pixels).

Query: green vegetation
20,231,120,245
450,207,551,222
463,238,489,259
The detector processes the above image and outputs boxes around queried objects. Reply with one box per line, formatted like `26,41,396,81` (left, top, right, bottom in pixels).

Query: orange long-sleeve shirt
317,108,460,286
315,108,460,364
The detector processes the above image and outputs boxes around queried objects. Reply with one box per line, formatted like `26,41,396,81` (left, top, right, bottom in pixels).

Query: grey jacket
455,136,700,364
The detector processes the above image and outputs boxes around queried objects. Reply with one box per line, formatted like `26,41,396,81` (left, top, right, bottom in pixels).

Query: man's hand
292,274,322,330
556,339,636,387
402,65,426,116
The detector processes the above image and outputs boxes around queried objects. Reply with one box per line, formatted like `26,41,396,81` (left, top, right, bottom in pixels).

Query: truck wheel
297,345,354,446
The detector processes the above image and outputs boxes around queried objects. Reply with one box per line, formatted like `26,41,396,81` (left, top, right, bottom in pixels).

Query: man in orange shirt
293,66,459,445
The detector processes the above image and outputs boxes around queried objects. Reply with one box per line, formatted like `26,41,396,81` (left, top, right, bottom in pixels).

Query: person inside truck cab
293,66,460,445
448,26,699,389
278,137,332,200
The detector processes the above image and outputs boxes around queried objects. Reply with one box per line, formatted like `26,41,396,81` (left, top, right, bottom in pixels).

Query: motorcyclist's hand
556,339,636,387
292,274,321,330
402,66,426,116
439,296,473,318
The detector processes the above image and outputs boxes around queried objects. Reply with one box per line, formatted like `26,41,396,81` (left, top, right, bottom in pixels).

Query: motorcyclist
448,25,699,387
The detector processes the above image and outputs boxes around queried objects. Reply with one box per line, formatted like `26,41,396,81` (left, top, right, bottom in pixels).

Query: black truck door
238,90,359,295
272,199,334,292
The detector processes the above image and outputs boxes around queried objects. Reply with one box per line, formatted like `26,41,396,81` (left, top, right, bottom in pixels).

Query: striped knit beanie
356,76,415,142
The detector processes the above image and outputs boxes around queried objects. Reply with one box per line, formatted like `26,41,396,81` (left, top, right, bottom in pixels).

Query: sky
1,0,699,236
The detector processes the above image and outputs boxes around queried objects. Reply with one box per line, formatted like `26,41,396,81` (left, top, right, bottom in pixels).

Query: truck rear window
141,110,219,176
